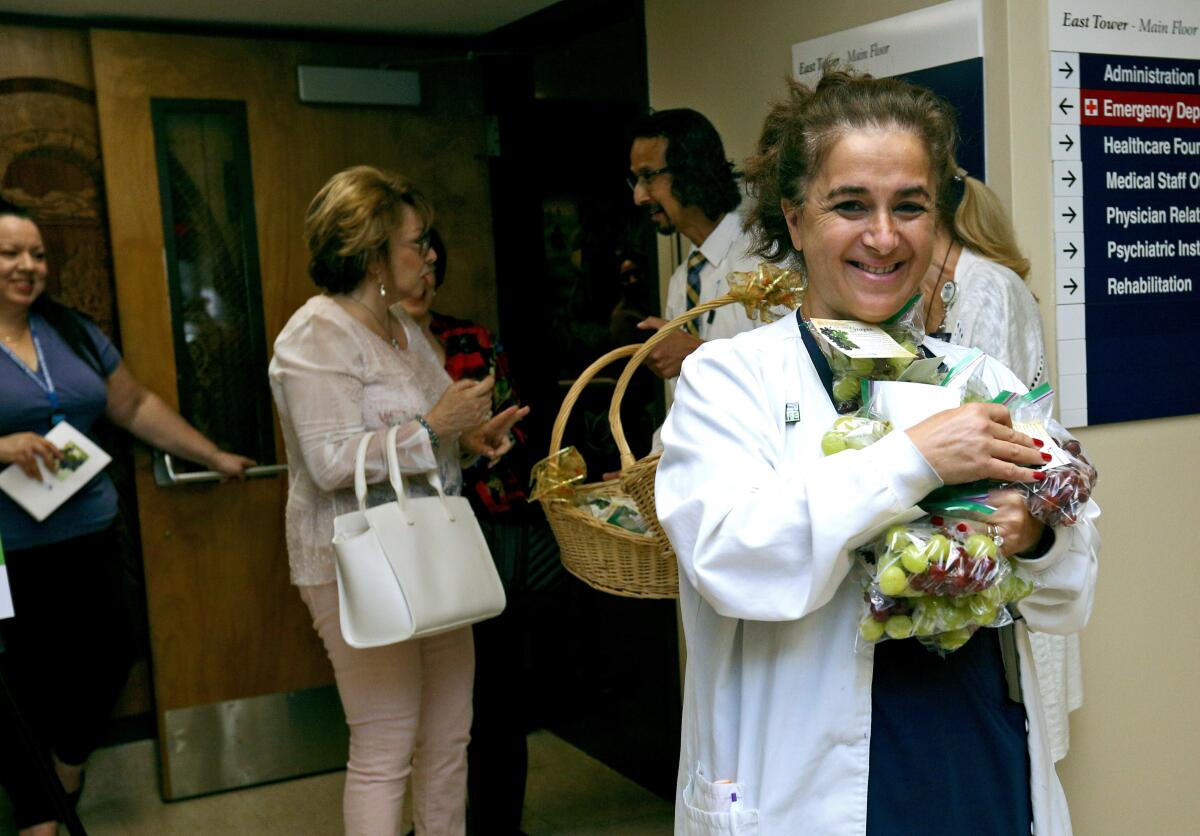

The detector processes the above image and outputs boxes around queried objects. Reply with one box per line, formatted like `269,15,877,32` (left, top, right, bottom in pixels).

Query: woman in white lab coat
656,71,1098,836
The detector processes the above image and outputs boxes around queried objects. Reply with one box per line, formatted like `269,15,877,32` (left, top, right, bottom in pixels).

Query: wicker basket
540,345,679,599
609,297,734,561
543,267,801,599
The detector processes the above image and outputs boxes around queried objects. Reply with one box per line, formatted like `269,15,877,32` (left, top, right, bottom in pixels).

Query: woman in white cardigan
656,71,1098,835
270,167,525,835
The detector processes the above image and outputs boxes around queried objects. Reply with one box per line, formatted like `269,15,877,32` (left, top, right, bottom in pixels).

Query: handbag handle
384,425,457,524
352,432,375,513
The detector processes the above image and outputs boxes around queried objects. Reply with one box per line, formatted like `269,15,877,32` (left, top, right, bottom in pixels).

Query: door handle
153,451,287,487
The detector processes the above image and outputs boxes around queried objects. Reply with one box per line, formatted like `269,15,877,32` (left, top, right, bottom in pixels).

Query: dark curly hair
304,165,433,294
742,68,960,267
630,109,741,221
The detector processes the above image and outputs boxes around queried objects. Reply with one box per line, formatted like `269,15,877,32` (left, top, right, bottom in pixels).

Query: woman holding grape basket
655,70,1098,835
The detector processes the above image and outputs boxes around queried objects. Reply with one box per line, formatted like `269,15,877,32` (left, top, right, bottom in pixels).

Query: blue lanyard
0,318,64,424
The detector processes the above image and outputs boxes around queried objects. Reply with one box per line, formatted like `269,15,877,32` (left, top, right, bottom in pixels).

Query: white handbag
331,425,506,648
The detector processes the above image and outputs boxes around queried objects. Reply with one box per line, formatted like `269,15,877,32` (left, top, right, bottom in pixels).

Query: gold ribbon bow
725,263,807,322
529,446,588,502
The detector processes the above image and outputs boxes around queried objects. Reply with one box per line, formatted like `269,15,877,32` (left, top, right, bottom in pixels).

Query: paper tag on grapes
808,319,915,358
1013,420,1072,469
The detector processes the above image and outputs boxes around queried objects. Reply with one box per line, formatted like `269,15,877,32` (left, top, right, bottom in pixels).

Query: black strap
797,311,835,401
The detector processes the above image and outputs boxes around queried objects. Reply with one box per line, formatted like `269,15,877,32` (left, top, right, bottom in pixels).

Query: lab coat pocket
681,768,760,835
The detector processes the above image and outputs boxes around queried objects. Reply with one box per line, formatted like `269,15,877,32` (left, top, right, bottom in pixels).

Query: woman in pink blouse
269,166,526,835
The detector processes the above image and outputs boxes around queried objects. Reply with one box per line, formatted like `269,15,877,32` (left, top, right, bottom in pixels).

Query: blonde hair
950,175,1030,280
743,68,960,266
304,165,433,293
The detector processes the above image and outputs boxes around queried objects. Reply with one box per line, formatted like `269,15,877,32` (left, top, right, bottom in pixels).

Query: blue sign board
1052,51,1200,425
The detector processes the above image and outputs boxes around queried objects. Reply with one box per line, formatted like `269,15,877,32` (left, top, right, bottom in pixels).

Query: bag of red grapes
1000,384,1098,527
856,514,1037,655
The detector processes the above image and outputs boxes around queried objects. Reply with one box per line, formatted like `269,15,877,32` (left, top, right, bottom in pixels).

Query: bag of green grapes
819,380,893,456
806,295,939,413
855,514,1037,655
820,373,972,460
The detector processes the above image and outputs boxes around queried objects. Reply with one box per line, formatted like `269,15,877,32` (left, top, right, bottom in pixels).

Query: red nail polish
1032,438,1045,448
1033,471,1046,481
1041,452,1052,461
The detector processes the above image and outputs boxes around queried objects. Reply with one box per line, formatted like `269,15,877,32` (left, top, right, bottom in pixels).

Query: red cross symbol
1083,98,1098,117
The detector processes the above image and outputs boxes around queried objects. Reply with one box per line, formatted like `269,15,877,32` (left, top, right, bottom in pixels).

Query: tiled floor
0,731,674,835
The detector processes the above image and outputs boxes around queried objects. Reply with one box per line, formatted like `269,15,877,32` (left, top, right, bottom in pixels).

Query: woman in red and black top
403,230,562,836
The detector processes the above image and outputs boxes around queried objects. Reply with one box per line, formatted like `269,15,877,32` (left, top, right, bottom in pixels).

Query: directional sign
1056,268,1086,305
1054,197,1082,232
1051,51,1080,88
1053,160,1082,196
1048,3,1200,426
1053,125,1081,160
1051,87,1079,125
1055,232,1085,269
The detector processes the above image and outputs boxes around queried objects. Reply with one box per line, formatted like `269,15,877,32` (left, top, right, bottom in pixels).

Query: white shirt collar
692,210,744,267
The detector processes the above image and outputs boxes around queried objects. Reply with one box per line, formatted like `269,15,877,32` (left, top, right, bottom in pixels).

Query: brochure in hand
0,421,111,523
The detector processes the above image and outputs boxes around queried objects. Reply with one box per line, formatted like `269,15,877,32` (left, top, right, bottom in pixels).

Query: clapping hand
426,377,497,439
462,405,531,467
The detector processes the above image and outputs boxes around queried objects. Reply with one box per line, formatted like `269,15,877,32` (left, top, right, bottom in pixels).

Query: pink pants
300,582,474,835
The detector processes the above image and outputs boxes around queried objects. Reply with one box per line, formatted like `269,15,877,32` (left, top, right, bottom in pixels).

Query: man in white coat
627,109,764,382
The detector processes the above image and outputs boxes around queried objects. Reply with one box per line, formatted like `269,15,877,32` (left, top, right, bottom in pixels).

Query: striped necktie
684,250,706,336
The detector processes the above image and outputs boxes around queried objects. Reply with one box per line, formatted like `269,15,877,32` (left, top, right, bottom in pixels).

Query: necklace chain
925,242,957,328
342,295,400,349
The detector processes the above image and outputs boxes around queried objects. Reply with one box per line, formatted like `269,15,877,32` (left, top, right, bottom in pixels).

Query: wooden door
89,28,496,798
0,23,157,722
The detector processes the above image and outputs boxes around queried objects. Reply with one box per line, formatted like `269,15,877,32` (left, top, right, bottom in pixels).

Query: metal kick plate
163,685,347,799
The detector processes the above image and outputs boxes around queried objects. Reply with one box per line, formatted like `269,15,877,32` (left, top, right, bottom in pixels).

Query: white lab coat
657,314,1099,836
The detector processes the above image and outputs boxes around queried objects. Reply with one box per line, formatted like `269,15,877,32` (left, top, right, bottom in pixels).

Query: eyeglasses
625,166,670,191
396,232,433,257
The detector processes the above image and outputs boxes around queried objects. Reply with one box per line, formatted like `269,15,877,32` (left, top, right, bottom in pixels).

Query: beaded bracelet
415,415,440,450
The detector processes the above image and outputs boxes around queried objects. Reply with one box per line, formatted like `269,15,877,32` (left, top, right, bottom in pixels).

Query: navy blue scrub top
797,312,1032,836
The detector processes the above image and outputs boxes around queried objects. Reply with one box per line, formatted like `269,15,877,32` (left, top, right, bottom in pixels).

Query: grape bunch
827,344,917,412
1023,439,1098,527
821,413,892,456
857,517,1036,654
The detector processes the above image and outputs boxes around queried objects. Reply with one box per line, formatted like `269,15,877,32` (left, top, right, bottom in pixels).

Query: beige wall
646,0,1200,832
